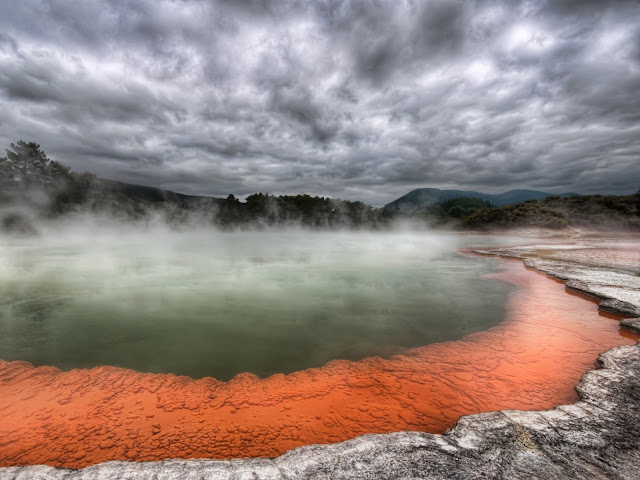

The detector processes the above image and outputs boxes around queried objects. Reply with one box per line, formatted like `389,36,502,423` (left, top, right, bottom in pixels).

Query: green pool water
0,229,514,380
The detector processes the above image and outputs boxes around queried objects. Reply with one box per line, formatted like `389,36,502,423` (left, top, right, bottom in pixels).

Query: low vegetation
0,141,391,231
2,140,639,233
465,194,640,231
416,197,496,224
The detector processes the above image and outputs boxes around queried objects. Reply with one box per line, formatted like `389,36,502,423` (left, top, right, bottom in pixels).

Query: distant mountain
98,179,224,207
384,188,580,212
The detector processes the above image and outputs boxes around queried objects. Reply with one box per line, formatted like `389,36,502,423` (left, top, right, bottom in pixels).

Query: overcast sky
1,0,639,205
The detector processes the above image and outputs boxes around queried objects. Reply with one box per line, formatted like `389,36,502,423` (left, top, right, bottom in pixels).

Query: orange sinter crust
0,260,637,468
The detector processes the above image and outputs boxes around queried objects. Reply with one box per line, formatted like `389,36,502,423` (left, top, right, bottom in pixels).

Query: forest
2,141,639,233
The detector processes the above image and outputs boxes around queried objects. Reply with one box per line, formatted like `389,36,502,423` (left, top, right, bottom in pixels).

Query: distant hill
384,188,580,212
98,179,224,208
465,192,640,231
0,141,389,232
3,141,636,233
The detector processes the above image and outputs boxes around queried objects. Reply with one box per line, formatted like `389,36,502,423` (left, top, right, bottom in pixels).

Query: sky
1,0,639,206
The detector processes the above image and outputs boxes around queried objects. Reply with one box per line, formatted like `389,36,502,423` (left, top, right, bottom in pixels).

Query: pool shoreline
2,239,639,479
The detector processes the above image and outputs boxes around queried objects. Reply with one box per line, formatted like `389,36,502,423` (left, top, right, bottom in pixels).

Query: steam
0,225,516,380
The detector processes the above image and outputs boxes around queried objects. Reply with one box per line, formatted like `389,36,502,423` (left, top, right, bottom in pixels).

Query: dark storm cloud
1,0,639,205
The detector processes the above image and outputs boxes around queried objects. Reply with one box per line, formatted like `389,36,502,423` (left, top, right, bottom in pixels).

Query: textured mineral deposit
0,259,637,471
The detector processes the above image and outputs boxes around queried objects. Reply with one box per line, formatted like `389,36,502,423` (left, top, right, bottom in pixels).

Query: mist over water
0,224,515,380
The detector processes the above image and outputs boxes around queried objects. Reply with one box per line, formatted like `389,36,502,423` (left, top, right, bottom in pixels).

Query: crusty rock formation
1,340,639,479
1,260,636,471
474,242,640,318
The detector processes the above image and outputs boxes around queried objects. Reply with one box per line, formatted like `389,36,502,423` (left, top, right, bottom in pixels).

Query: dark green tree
2,141,72,187
3,141,51,184
447,205,464,218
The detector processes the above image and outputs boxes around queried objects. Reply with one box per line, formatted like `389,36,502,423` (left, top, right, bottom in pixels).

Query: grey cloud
0,34,19,56
268,85,340,143
411,1,467,58
0,0,639,206
540,0,640,16
321,0,469,85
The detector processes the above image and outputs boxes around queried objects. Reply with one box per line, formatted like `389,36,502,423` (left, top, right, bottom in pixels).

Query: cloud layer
1,0,639,205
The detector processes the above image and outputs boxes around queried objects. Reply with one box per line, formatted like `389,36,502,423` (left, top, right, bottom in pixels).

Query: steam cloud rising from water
0,226,516,380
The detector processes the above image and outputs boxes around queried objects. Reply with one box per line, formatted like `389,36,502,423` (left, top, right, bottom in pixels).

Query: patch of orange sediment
0,260,637,468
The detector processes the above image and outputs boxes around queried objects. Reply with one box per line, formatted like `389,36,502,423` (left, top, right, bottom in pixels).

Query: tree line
2,140,638,233
0,141,396,231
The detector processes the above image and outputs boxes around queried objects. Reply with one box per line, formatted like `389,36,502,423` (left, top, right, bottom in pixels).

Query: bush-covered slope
464,193,640,231
0,141,390,231
2,141,638,232
384,187,579,212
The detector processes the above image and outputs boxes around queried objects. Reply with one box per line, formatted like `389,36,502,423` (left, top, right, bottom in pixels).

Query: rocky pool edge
1,247,639,479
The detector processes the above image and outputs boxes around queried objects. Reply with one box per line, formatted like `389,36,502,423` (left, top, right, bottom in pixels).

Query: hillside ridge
385,187,580,212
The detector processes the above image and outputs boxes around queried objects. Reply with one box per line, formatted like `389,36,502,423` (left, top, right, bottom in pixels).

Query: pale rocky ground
474,232,640,317
2,232,639,479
